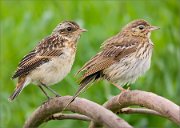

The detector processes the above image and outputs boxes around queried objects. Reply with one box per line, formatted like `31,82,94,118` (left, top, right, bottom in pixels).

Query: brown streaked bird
65,19,159,108
9,21,87,101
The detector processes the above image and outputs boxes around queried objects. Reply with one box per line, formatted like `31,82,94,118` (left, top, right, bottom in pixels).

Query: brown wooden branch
46,108,165,122
118,108,165,117
45,113,91,121
89,90,180,128
23,96,133,128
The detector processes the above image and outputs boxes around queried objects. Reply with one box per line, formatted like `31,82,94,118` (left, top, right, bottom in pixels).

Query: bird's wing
12,34,66,79
77,36,139,79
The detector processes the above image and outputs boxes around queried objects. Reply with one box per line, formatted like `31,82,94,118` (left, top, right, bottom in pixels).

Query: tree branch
118,107,165,117
45,113,91,121
23,96,132,128
89,90,180,128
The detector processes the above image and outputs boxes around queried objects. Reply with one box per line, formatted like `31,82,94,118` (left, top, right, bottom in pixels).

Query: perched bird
9,21,86,101
65,19,159,107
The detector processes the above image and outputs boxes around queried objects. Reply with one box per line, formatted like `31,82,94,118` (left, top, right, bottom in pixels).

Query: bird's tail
63,72,100,111
8,76,29,101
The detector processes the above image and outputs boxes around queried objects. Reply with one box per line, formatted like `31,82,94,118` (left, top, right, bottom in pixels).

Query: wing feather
78,36,138,78
12,34,66,79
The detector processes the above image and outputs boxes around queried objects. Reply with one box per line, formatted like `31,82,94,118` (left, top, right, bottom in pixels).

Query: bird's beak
79,28,87,32
149,26,160,31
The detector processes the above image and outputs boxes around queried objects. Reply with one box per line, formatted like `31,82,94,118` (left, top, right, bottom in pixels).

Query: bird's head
52,21,87,42
122,19,160,37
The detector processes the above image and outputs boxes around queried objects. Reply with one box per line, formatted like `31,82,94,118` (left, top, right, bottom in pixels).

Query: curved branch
89,90,180,128
23,96,133,128
105,90,180,124
45,113,91,121
118,108,165,117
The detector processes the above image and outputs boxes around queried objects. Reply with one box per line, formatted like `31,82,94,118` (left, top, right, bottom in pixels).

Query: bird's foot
41,97,52,105
119,86,127,92
55,94,61,97
121,86,130,92
117,87,130,105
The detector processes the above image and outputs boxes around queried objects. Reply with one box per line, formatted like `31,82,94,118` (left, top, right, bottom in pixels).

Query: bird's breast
30,48,76,86
103,43,153,86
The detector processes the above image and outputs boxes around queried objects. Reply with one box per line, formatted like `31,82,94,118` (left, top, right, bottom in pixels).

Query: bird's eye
67,27,72,32
138,25,145,30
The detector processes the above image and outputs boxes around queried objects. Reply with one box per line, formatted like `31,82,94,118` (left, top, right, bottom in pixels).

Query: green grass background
0,0,180,128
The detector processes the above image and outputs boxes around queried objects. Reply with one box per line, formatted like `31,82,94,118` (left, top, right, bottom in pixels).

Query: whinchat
9,21,86,101
65,19,159,107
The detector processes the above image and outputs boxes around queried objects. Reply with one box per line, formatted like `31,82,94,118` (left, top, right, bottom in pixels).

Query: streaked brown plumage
65,19,159,108
9,21,86,101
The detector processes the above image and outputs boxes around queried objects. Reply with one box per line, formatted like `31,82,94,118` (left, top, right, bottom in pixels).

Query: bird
64,19,159,108
8,21,87,101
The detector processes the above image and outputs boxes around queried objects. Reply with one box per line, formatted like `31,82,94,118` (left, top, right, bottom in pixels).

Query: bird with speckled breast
64,19,159,108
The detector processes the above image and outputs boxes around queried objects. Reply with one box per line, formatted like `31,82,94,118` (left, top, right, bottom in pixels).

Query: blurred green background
0,0,180,128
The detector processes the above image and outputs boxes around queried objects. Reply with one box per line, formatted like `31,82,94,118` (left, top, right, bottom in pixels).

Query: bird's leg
40,82,61,97
127,86,130,91
111,82,127,92
38,85,50,99
111,83,130,106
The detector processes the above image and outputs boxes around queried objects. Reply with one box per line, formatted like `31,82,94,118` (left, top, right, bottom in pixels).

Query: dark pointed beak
79,28,87,32
149,26,160,31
